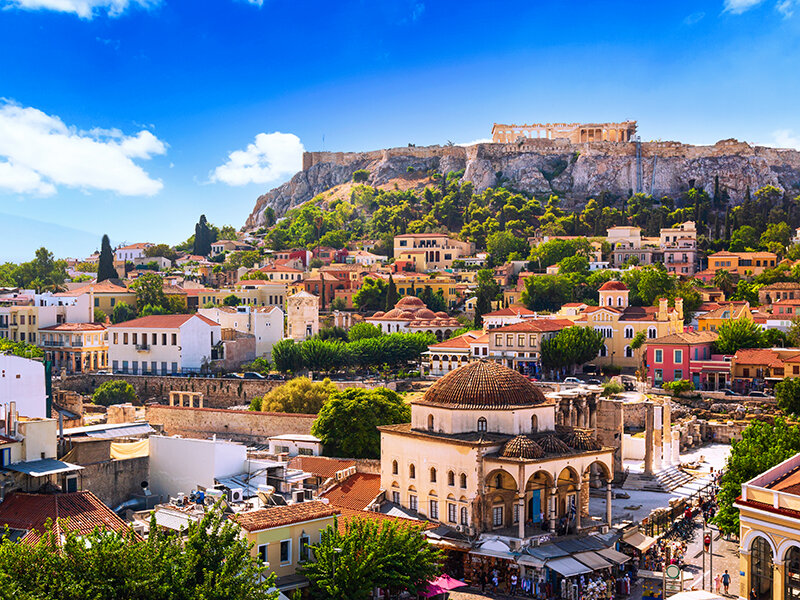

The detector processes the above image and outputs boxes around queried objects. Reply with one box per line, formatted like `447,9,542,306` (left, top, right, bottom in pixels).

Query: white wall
0,355,47,419
149,435,247,498
179,317,220,371
622,433,646,460
18,418,58,461
198,307,283,358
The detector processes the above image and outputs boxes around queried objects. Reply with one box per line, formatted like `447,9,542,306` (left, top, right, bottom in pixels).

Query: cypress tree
193,215,212,256
97,234,116,282
385,275,398,310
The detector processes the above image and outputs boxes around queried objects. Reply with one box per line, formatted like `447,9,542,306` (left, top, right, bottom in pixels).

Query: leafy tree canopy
714,318,767,355
253,377,336,414
92,380,138,406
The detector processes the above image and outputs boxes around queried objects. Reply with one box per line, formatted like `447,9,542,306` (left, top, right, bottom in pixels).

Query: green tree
92,380,138,406
217,225,238,240
385,275,398,310
716,418,800,535
302,517,440,600
352,169,370,183
241,356,271,375
97,234,117,282
271,339,304,373
129,272,167,314
144,243,178,262
0,338,44,359
776,378,800,415
223,294,241,307
713,270,736,298
761,222,792,249
521,275,572,312
193,214,214,256
348,322,383,341
93,308,107,324
715,318,766,354
486,230,529,265
541,326,605,374
353,278,387,312
254,377,337,414
312,388,410,458
301,339,343,374
111,302,136,324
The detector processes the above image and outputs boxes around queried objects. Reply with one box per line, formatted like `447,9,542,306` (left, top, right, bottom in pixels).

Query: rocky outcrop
245,138,800,229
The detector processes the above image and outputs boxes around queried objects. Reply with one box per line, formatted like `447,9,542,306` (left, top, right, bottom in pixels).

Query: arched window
625,345,633,358
427,414,434,431
752,537,774,600
624,326,634,339
460,473,467,489
617,296,623,307
786,546,800,600
392,460,398,475
447,471,455,486
409,464,416,479
600,345,608,357
477,417,487,432
648,326,657,339
430,467,437,483
531,414,538,433
607,297,612,306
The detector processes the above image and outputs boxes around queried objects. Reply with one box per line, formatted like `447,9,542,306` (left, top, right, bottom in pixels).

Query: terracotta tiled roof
287,456,357,479
762,282,800,291
650,330,718,345
492,319,574,333
39,322,106,332
335,507,436,533
700,303,750,321
483,305,535,318
599,281,628,291
0,491,134,545
231,501,339,532
419,360,546,409
321,473,382,511
118,243,152,250
501,436,544,459
256,264,303,273
620,306,662,322
560,429,602,451
733,348,784,367
108,314,219,329
54,281,129,297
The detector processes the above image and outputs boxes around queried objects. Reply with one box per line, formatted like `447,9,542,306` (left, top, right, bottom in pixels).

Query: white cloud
684,11,706,24
4,0,159,19
777,0,796,16
763,129,800,150
211,132,304,186
724,0,765,14
243,0,263,5
457,138,494,147
0,100,166,196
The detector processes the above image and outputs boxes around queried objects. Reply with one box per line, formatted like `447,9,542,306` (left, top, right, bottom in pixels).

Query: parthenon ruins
491,121,637,144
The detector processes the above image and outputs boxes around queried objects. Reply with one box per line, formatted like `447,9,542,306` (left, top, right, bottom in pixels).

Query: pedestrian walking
722,570,731,595
510,573,518,595
715,573,721,593
750,587,758,600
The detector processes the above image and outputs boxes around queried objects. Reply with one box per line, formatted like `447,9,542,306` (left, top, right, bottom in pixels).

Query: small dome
561,429,602,451
396,296,426,308
502,436,545,459
435,311,449,318
536,435,573,455
383,309,403,319
420,360,547,409
416,309,436,320
372,311,385,318
599,280,628,291
399,311,414,319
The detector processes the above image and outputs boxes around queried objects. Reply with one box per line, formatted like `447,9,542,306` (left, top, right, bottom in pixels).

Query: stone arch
743,529,778,557
435,330,443,341
430,467,437,483
391,481,399,488
779,539,800,562
485,468,518,493
477,416,487,432
648,326,657,339
583,459,612,488
600,344,608,357
624,326,634,339
624,345,633,358
444,329,452,338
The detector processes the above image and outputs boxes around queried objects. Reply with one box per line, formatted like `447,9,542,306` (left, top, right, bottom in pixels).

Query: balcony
135,344,151,353
42,341,65,347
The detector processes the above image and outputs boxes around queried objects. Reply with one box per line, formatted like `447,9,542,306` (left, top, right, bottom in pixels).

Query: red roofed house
321,472,383,511
487,319,575,376
114,242,152,262
39,322,108,374
482,304,538,330
731,347,800,394
644,330,731,390
0,491,133,545
108,314,221,375
232,501,339,592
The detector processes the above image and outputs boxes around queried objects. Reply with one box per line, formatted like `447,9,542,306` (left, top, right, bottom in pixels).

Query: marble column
606,481,613,526
549,487,558,533
518,495,526,539
575,480,583,531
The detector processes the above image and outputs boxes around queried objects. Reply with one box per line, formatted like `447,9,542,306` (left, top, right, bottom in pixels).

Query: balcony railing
135,344,150,352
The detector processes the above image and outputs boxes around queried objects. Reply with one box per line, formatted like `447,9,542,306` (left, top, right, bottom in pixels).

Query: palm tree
713,269,735,298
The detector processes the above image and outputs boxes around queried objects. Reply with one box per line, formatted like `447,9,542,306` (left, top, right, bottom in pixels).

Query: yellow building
39,322,108,373
708,251,778,277
736,452,800,600
698,302,752,332
392,274,463,308
221,280,287,308
232,501,339,594
563,281,684,369
6,306,39,344
54,281,136,315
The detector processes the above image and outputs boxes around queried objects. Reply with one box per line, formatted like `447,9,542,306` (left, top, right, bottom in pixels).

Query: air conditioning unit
600,525,609,534
227,487,244,503
205,489,225,504
456,525,464,533
292,489,306,503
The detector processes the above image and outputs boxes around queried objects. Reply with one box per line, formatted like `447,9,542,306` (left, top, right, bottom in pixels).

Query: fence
640,478,719,539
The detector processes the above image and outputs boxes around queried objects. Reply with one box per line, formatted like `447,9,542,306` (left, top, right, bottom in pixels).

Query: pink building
645,330,731,390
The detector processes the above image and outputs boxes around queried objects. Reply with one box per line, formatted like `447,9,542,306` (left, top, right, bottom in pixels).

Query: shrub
663,379,694,396
92,380,138,406
601,381,624,397
352,169,370,183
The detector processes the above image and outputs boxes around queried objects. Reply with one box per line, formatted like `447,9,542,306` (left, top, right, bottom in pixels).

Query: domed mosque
366,295,462,341
379,361,614,541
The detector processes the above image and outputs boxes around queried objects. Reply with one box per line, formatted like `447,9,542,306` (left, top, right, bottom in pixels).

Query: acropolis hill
245,121,800,229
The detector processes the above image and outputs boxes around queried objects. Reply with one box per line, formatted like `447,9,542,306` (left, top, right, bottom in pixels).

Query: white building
115,243,152,262
108,314,221,375
0,355,46,418
198,305,284,359
267,434,322,457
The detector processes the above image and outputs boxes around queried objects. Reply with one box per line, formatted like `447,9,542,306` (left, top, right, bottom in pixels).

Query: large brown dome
420,360,547,409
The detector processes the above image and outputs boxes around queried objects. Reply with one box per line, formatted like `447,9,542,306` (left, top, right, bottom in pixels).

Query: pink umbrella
421,574,468,596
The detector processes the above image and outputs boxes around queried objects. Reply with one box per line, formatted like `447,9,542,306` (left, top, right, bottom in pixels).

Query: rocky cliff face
245,138,800,229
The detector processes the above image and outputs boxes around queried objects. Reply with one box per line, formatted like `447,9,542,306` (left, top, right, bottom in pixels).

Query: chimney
675,297,684,320
658,298,668,320
7,402,16,437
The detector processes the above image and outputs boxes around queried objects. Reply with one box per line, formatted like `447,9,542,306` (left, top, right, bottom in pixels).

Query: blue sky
1,0,799,262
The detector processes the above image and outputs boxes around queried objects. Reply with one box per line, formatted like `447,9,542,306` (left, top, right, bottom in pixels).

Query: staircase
622,466,695,493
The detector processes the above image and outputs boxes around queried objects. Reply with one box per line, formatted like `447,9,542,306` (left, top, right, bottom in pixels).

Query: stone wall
80,456,150,508
622,402,647,430
145,404,316,443
595,398,624,482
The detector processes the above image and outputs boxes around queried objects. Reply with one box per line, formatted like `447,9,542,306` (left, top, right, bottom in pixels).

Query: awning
574,551,614,571
598,547,631,565
86,424,154,438
470,548,518,561
546,556,593,577
4,458,83,477
623,530,657,552
517,554,546,568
